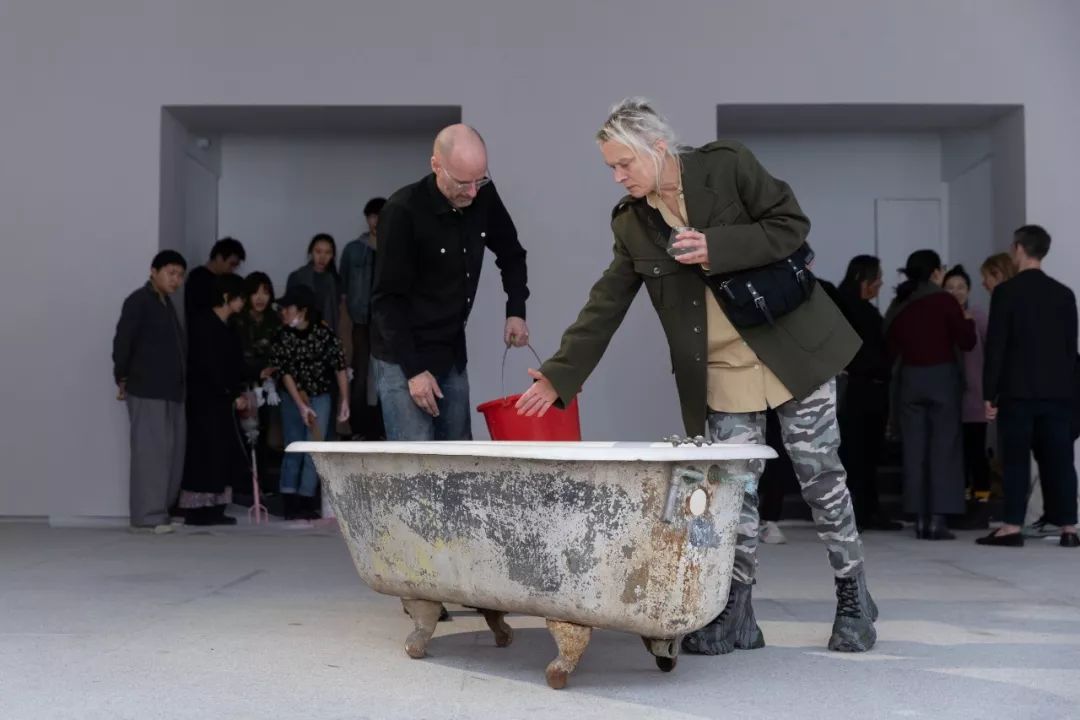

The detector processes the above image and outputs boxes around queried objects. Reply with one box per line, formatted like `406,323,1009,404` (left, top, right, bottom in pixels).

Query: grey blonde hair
597,97,682,192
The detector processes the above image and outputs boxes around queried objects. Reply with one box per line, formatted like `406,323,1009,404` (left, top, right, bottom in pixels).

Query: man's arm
483,184,529,320
539,231,643,407
703,143,810,274
112,293,142,386
370,202,423,378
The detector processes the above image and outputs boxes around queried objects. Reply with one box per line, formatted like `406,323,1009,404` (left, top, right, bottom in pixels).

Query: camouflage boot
828,570,877,652
681,580,765,655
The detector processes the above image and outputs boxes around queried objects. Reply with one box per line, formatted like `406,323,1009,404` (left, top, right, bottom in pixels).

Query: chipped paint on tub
310,452,743,639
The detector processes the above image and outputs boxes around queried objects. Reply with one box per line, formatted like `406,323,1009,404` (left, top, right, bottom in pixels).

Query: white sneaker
760,521,787,545
128,524,175,535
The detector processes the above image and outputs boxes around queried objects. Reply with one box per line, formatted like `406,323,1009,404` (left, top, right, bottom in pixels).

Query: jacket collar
678,149,718,230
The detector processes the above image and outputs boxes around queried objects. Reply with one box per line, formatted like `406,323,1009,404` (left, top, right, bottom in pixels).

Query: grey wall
941,128,995,309
990,110,1028,252
1,0,1078,519
217,133,435,292
736,132,946,287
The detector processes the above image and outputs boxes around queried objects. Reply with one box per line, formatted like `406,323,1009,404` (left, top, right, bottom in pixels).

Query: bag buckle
747,282,775,325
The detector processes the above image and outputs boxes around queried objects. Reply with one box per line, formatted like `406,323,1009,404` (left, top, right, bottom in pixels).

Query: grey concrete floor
1,520,1078,720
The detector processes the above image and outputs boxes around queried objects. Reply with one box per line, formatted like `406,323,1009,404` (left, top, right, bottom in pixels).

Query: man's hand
669,229,710,266
235,395,249,412
985,401,998,422
409,371,443,417
338,399,351,423
514,368,558,417
259,367,276,381
116,381,127,401
504,316,529,348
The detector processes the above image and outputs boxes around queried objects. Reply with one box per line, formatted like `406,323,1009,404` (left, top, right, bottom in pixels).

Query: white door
875,198,943,294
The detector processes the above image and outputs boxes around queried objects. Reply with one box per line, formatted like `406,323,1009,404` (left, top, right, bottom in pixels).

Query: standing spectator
185,237,246,319
112,250,188,533
288,234,347,439
372,124,530,441
231,271,283,490
980,253,1017,294
835,255,901,531
341,198,387,440
232,272,282,382
287,234,344,339
944,266,991,508
885,250,976,540
178,274,249,526
978,225,1078,548
270,286,350,520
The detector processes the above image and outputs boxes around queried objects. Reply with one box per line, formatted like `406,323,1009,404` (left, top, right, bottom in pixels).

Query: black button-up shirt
372,174,529,379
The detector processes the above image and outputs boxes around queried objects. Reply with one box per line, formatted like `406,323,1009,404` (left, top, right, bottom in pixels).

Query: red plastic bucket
476,345,582,441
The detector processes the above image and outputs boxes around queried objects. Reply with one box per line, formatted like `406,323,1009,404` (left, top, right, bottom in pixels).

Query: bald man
371,124,530,440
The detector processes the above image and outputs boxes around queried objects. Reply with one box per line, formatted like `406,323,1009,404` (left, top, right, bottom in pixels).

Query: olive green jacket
540,141,860,436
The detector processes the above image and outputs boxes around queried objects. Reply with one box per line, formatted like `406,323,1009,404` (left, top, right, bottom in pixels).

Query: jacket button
440,248,446,254
694,354,702,362
692,299,700,306
693,326,702,334
481,232,486,238
653,266,661,275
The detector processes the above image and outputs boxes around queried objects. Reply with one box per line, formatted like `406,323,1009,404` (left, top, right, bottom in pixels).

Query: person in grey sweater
112,250,188,533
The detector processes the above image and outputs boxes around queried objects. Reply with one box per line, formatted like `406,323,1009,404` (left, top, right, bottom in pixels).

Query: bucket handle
499,343,543,405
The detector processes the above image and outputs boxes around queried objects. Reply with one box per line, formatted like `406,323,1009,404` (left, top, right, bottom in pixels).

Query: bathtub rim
287,440,776,462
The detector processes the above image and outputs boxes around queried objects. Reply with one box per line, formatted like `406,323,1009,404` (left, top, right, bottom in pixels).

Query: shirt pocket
633,257,684,309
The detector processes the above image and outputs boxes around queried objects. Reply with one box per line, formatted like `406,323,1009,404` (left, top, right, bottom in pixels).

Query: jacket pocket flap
633,257,682,278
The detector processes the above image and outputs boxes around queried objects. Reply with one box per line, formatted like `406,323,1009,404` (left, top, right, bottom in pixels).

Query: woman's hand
300,404,318,426
338,400,351,423
235,395,249,412
259,367,276,381
669,229,710,266
514,368,559,417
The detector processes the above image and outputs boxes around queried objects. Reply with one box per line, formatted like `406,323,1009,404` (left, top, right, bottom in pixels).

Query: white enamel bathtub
289,440,775,688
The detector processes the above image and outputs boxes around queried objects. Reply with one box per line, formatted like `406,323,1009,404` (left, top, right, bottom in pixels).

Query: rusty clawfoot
401,599,443,659
545,619,592,689
480,609,514,648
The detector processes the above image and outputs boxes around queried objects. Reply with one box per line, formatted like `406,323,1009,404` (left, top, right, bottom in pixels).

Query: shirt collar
425,173,457,215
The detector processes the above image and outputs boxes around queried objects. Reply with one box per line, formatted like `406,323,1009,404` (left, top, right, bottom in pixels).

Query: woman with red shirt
885,250,977,540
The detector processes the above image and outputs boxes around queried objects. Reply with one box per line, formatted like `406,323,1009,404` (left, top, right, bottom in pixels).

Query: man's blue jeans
373,359,472,441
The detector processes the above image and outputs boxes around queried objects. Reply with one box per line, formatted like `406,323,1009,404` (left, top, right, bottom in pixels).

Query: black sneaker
828,571,877,652
1060,532,1079,548
681,580,765,655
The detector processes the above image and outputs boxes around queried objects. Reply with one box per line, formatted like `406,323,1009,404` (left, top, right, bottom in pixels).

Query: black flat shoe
975,531,1024,547
1061,532,1080,548
926,528,956,541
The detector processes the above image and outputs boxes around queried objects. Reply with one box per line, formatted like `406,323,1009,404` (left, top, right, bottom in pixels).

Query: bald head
434,124,487,165
431,124,490,208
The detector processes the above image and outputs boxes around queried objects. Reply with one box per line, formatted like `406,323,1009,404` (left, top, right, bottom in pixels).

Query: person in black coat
834,256,902,531
978,225,1079,548
177,274,251,526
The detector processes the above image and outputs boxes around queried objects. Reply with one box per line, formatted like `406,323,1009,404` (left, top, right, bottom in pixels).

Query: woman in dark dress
178,274,250,526
835,255,901,531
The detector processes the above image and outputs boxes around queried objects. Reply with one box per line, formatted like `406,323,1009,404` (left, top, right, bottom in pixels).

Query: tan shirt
647,192,793,413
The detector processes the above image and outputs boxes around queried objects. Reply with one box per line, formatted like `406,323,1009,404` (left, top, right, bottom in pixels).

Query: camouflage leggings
707,379,864,582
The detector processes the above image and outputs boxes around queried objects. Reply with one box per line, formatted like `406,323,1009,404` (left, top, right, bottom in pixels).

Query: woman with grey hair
516,98,878,654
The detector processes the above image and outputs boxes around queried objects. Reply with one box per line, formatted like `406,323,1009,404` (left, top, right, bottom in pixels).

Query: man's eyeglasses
440,166,491,193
